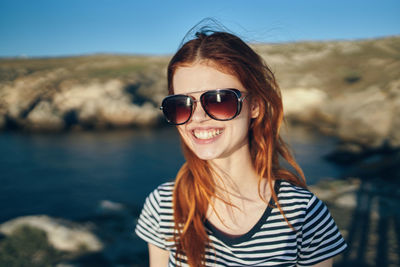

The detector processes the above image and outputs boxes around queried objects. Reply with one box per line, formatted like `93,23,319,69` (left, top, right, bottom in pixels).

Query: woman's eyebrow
177,88,240,95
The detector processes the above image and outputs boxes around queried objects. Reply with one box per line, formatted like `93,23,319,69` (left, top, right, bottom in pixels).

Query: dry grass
1,36,399,101
253,36,400,95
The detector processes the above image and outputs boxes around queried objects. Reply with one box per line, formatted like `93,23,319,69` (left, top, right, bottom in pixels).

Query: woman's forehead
172,63,244,95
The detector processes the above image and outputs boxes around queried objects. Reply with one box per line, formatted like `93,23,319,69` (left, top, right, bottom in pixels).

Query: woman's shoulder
277,179,325,211
278,180,314,199
154,181,175,194
277,180,342,229
278,180,348,263
145,181,175,207
135,181,175,249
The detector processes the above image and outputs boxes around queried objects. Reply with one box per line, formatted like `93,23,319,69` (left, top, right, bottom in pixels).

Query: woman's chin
194,151,218,161
190,147,222,161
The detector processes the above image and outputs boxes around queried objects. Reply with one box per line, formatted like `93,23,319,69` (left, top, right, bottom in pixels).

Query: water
0,125,341,223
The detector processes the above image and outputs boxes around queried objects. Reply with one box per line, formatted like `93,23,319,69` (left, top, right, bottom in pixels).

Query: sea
0,125,343,223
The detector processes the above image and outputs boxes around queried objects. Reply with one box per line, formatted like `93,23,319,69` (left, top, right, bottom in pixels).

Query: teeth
193,129,222,139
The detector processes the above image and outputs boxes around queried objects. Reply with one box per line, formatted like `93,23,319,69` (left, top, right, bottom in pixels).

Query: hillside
0,55,169,130
1,36,399,151
254,36,400,94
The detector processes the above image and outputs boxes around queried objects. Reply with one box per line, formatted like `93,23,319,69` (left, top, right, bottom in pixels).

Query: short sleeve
298,195,347,266
135,188,167,249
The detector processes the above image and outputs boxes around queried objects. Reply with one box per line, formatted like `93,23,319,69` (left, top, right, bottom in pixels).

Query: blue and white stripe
135,180,347,266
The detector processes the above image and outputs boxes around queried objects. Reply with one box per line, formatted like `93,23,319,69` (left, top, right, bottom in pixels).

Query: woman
135,30,347,266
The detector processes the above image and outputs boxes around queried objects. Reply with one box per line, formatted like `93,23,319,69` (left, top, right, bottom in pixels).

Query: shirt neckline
204,180,282,245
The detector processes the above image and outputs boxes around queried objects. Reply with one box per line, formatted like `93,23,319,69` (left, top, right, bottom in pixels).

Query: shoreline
1,176,399,266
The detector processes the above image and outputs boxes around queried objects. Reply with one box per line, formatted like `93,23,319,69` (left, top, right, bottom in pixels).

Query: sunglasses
160,88,247,125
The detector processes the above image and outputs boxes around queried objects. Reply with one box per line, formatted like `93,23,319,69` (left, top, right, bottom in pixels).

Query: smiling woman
173,65,256,161
135,28,347,267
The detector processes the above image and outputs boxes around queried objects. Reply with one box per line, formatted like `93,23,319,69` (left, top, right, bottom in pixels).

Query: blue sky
1,0,399,57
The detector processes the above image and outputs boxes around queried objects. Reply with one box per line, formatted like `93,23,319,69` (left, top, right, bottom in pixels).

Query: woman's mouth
193,128,223,140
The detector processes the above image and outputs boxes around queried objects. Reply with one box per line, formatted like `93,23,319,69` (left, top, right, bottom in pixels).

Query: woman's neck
209,143,265,200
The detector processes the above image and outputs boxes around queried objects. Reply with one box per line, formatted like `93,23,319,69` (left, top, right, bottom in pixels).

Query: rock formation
0,215,103,252
1,37,399,154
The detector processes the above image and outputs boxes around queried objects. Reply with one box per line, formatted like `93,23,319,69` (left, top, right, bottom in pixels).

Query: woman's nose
190,101,209,122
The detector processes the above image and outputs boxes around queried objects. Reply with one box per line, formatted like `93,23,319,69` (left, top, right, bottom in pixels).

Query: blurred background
0,0,399,266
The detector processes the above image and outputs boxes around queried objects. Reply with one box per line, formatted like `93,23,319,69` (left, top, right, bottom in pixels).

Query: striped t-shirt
135,180,347,266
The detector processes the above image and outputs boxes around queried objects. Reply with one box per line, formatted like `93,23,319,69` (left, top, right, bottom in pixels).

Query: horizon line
1,34,398,60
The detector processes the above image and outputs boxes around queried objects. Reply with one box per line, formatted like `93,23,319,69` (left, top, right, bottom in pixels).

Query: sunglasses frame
160,88,247,125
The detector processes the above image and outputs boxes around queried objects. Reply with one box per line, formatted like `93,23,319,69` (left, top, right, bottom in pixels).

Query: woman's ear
250,98,260,119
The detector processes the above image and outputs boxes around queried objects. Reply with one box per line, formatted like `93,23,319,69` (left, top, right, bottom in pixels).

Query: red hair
167,31,306,266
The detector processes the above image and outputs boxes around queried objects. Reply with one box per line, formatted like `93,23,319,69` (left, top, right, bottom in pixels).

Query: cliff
1,36,399,154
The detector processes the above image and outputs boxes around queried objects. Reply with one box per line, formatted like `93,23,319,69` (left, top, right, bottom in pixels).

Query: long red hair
167,31,306,266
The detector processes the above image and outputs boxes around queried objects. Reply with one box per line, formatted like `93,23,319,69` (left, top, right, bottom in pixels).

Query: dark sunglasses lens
162,96,192,124
202,90,238,120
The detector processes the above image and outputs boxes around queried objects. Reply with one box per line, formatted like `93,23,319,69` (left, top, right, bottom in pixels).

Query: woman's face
173,63,259,161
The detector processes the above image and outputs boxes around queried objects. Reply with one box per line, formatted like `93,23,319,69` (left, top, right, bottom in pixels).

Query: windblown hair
167,31,306,267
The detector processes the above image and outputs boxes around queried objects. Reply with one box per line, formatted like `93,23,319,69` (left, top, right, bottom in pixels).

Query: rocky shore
310,178,400,267
1,178,399,266
0,55,168,131
1,36,400,156
0,200,147,266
